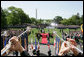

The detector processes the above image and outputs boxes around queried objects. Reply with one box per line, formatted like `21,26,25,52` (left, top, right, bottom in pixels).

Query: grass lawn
6,27,82,44
28,28,82,44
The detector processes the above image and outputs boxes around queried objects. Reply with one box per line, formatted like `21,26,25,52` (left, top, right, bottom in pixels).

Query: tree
6,6,31,25
69,13,80,25
16,8,31,24
39,18,44,24
45,19,52,24
60,13,82,25
6,6,20,25
1,7,7,29
53,16,63,24
30,17,37,24
36,19,42,25
79,15,83,25
60,18,68,25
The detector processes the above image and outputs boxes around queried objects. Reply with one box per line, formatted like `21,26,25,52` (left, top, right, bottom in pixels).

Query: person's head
65,33,67,36
33,49,37,55
42,30,45,33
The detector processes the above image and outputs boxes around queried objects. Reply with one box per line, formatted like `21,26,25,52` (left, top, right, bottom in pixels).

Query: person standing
24,32,28,52
40,30,48,44
36,30,41,42
21,34,25,49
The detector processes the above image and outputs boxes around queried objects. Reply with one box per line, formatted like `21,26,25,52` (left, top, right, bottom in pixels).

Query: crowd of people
1,29,25,49
1,28,83,56
1,36,83,56
62,31,83,44
1,29,31,56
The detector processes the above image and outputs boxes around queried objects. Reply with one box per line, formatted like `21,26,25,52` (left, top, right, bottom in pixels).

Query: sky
1,1,83,20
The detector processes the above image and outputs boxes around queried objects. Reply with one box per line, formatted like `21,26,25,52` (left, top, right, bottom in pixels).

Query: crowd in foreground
1,27,83,56
1,36,83,56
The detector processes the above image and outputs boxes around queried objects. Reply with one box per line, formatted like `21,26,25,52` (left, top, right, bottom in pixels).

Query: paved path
8,44,55,56
7,43,83,56
28,44,55,56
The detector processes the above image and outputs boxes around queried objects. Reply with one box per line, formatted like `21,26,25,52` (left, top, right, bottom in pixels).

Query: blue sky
1,1,83,20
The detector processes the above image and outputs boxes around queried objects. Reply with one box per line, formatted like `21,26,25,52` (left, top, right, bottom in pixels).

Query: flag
57,38,60,53
62,33,64,40
47,39,50,49
59,40,61,51
20,37,21,44
55,36,60,55
35,38,37,50
53,38,56,48
24,38,27,49
56,42,58,55
31,38,33,49
4,38,7,47
37,41,40,50
81,24,83,33
48,44,50,49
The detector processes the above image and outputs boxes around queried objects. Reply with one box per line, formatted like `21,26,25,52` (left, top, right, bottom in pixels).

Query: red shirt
40,33,49,44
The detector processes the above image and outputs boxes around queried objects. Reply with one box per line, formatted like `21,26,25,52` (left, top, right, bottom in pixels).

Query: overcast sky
1,1,83,20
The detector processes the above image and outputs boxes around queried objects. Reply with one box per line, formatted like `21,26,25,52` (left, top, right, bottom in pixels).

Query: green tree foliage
1,6,83,29
45,19,52,24
39,19,44,24
79,15,83,25
1,7,7,29
36,19,42,24
30,18,45,25
30,17,37,24
70,13,80,25
60,13,83,25
5,6,31,26
53,16,63,24
60,18,68,25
